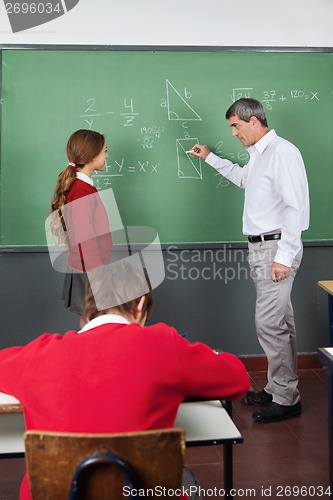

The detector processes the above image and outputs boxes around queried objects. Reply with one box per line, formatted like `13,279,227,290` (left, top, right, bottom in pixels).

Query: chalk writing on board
261,89,321,109
213,140,229,188
213,140,250,188
80,97,103,129
231,88,253,102
138,125,165,150
290,90,319,101
93,159,160,189
230,88,321,110
83,80,319,189
176,138,202,180
164,80,202,121
215,173,230,189
121,98,139,127
80,97,139,129
215,140,249,163
80,97,114,129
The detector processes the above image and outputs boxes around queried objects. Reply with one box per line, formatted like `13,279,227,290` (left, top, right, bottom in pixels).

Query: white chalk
185,150,193,154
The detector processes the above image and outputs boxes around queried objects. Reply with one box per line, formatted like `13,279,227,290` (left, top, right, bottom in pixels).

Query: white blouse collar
78,314,130,333
76,171,94,186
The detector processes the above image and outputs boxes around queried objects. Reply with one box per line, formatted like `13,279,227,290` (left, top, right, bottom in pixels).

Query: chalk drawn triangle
177,139,202,179
4,0,80,33
166,80,202,121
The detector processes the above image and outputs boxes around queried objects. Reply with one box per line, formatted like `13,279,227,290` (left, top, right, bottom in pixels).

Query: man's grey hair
225,98,268,127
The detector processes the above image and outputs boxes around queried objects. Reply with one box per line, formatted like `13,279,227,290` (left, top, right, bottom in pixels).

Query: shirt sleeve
273,149,310,267
205,152,247,189
175,336,250,400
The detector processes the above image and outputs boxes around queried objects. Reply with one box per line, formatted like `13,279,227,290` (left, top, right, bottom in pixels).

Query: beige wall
0,0,332,47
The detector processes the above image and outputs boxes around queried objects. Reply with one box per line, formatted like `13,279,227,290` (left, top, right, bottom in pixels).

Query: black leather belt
248,233,281,244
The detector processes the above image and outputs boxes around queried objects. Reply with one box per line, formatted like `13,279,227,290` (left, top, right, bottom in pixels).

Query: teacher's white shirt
205,129,310,267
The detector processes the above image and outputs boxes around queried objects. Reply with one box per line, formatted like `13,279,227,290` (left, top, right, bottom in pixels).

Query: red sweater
64,179,112,271
0,322,250,499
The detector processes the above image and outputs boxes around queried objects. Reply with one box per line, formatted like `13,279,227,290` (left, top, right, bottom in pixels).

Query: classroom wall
0,0,332,355
0,0,332,47
0,244,332,354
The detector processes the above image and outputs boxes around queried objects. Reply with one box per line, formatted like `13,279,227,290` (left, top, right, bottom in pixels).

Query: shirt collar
78,314,130,334
76,171,94,186
249,129,277,155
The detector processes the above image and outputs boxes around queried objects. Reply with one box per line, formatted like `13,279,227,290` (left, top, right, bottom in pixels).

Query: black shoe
242,389,273,406
252,401,302,423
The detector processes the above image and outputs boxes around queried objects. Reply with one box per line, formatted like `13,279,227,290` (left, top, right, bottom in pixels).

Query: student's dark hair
82,260,154,325
225,98,268,127
50,129,105,243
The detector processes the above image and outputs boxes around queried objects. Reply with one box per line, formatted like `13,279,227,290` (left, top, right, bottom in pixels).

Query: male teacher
190,98,310,423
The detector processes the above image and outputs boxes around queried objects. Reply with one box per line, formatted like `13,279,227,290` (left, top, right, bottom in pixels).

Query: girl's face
90,142,108,172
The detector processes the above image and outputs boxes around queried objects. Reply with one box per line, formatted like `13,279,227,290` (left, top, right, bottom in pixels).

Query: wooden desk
318,281,333,345
0,395,242,498
318,348,333,493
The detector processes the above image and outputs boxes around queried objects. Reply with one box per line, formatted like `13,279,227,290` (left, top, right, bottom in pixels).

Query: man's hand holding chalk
185,144,211,160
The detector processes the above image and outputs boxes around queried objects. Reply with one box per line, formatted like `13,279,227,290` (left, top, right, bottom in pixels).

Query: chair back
24,428,185,500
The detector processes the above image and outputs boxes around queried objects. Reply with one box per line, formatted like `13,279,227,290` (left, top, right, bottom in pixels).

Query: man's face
227,114,257,147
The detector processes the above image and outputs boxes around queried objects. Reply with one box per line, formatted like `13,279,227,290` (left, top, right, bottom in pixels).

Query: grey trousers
248,240,303,406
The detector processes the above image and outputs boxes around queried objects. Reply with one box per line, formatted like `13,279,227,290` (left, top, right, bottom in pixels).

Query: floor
186,368,330,499
0,368,330,499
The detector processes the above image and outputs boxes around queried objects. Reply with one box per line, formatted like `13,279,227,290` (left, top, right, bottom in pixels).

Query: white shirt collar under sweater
76,171,94,186
78,314,130,333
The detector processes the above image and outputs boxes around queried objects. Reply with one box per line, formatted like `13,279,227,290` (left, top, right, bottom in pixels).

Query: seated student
0,260,250,500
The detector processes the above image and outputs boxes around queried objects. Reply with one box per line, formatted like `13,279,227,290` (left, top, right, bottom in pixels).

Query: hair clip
68,162,76,167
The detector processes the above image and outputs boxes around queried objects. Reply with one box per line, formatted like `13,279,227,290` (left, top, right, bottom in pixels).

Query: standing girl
50,129,112,319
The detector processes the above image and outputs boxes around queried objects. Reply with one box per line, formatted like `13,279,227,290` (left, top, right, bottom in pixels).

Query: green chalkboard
1,49,333,245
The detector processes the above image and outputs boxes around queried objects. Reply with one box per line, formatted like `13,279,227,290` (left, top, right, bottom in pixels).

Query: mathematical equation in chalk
214,140,250,163
82,78,326,189
231,87,321,110
80,97,165,151
80,97,139,129
92,158,161,190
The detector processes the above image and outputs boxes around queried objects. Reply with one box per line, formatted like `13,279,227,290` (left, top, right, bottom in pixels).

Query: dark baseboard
239,353,324,371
